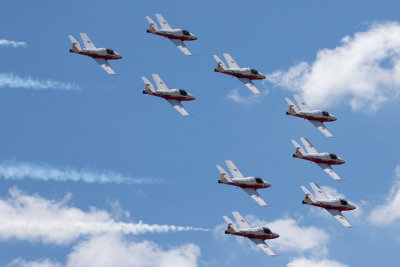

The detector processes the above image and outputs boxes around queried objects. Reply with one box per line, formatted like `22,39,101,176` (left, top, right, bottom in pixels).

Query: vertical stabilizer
68,35,82,51
145,16,159,32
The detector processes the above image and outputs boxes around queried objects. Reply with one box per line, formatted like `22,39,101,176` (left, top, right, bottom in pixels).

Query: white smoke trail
0,73,80,91
0,160,163,184
0,39,27,48
0,187,208,244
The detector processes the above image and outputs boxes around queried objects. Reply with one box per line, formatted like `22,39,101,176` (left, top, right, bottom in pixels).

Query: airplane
68,33,122,75
301,183,356,228
141,74,195,117
213,53,266,95
145,14,197,56
291,137,344,181
223,211,279,256
285,95,336,138
216,160,270,206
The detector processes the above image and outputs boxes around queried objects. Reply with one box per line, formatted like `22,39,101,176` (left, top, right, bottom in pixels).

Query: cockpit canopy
182,30,190,36
179,89,188,96
250,69,259,75
322,111,330,116
263,228,272,234
106,48,115,55
339,199,348,205
255,177,263,183
329,153,338,160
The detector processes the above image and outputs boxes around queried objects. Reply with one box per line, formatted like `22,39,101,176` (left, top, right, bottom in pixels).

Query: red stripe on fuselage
151,32,196,41
289,113,334,122
217,71,265,80
71,51,119,60
310,203,353,211
229,232,276,240
300,157,343,165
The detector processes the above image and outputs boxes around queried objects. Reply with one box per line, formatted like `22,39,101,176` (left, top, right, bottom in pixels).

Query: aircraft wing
250,238,276,256
155,14,172,29
327,209,352,228
300,137,318,154
225,160,244,178
232,211,251,229
223,53,240,69
93,58,115,75
310,183,330,201
169,39,192,56
80,33,96,49
309,120,334,138
152,74,170,91
237,78,261,95
242,188,267,207
316,163,341,181
293,95,311,111
165,99,189,117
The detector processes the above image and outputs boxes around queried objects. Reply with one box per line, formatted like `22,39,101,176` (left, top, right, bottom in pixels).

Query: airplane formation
65,13,357,257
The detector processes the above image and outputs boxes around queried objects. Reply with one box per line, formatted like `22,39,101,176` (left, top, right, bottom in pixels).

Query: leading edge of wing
250,238,276,256
169,39,192,56
93,58,115,75
316,163,341,181
237,78,261,95
309,120,334,138
241,188,267,207
165,99,190,117
326,209,352,228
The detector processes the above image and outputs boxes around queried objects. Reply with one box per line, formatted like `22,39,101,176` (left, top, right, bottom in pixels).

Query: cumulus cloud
0,160,163,184
0,187,207,245
0,73,79,91
215,214,329,255
368,165,400,226
7,234,201,267
287,257,349,267
267,21,400,111
0,39,27,48
226,89,267,104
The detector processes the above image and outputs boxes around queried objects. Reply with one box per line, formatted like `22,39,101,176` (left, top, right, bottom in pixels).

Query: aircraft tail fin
223,216,238,233
145,16,159,32
141,76,156,93
291,140,305,157
300,186,316,203
213,55,227,71
285,98,299,114
68,35,82,51
216,165,232,183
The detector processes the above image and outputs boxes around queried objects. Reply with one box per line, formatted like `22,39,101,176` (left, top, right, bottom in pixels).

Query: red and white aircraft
285,95,336,138
145,14,197,56
291,137,345,181
68,33,122,75
217,160,270,206
141,74,195,117
213,53,266,95
301,183,356,228
223,211,279,256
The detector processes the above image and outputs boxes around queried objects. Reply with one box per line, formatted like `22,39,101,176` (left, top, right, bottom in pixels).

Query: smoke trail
0,73,80,91
0,39,27,48
0,160,163,184
0,187,208,244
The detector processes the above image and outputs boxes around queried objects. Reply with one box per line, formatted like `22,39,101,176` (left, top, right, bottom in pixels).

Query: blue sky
1,0,400,266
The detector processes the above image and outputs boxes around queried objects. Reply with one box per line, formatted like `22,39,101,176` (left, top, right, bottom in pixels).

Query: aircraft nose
274,233,280,238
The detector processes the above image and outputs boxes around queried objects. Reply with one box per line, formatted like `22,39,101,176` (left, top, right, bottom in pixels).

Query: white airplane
291,137,345,181
68,33,122,75
213,53,266,95
216,160,270,206
285,95,337,138
301,183,356,228
141,74,195,117
223,211,279,256
145,14,197,56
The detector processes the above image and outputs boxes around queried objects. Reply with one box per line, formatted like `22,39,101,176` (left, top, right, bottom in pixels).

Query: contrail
0,160,163,184
0,187,208,244
0,39,27,48
0,73,80,91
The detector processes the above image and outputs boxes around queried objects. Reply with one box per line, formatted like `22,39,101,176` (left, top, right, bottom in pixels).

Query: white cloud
215,214,329,255
267,21,400,111
7,234,201,267
0,160,163,184
0,187,208,245
0,39,27,48
368,165,400,226
0,73,79,91
287,257,349,267
226,89,267,104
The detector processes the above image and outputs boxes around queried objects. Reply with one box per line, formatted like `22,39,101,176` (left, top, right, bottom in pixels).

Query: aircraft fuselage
147,28,197,41
218,176,270,189
143,89,195,101
302,197,356,212
215,67,266,80
225,227,279,240
293,152,345,165
286,110,337,122
70,47,122,60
